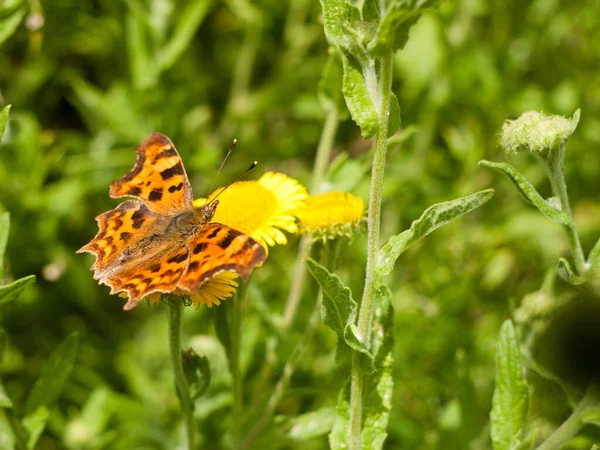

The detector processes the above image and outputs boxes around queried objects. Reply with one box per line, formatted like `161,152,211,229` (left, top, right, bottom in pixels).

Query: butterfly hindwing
178,223,267,292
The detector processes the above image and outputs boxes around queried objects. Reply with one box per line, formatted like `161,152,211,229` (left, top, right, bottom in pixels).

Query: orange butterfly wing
179,223,267,292
77,200,168,278
109,133,194,214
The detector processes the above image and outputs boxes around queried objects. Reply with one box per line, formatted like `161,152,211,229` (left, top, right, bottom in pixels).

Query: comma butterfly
78,133,267,310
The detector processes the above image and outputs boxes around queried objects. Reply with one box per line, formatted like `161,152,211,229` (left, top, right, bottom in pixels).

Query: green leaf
0,6,26,47
285,407,336,441
26,332,79,415
22,406,49,450
369,0,440,54
387,92,401,137
319,0,354,53
491,320,529,450
64,388,116,448
0,105,10,143
586,236,600,271
318,50,343,112
329,353,393,450
556,258,586,286
0,415,16,449
376,189,494,283
341,52,379,138
125,11,157,90
0,275,36,305
0,380,13,409
0,212,9,277
157,0,213,72
306,258,360,363
0,329,6,364
479,160,572,226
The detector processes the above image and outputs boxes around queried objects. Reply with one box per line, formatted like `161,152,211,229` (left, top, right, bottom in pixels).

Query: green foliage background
1,0,600,448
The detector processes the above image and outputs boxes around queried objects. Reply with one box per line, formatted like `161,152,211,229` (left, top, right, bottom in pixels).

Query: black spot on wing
167,251,188,264
160,162,184,180
193,242,208,254
148,189,163,201
188,261,199,271
158,148,178,159
128,186,142,196
168,182,184,193
207,227,221,239
120,232,132,243
217,231,238,250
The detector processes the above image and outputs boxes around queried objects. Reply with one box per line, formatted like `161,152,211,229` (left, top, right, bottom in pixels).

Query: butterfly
78,133,267,310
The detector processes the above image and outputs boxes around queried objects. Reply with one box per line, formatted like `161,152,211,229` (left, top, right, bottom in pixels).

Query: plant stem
231,282,248,449
536,383,600,450
168,300,196,450
542,142,586,274
282,105,340,328
350,47,395,450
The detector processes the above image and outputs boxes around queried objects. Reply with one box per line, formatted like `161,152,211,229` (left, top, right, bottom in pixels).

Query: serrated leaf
376,189,494,283
306,258,358,363
0,275,36,305
0,212,9,277
479,160,572,226
26,333,79,415
285,407,336,441
556,258,586,286
491,320,528,450
387,92,401,137
157,0,213,72
342,52,379,138
22,406,49,450
0,105,10,143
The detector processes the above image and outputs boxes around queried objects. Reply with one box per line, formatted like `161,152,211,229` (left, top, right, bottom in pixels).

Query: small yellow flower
194,172,308,248
297,191,365,241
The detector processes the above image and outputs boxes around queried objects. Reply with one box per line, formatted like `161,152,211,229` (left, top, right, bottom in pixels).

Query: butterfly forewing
109,133,194,214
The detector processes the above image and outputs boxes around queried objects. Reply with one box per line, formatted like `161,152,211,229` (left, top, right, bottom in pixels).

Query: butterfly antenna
207,160,258,206
207,139,238,200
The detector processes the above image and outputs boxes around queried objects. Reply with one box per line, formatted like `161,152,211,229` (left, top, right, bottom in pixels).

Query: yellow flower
180,172,307,307
194,172,308,248
297,191,365,241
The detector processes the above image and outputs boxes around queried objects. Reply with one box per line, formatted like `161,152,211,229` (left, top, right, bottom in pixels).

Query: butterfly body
78,133,266,310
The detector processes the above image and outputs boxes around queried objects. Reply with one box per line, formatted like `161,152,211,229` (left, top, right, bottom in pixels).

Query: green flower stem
350,46,395,450
536,384,600,450
231,282,248,449
283,105,340,328
168,300,196,450
539,141,586,274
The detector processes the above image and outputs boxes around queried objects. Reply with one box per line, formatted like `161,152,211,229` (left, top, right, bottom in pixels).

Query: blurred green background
1,0,600,448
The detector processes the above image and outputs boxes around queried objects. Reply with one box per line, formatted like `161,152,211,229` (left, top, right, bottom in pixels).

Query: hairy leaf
306,258,358,363
342,52,379,138
491,320,528,450
479,160,572,226
376,189,494,283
